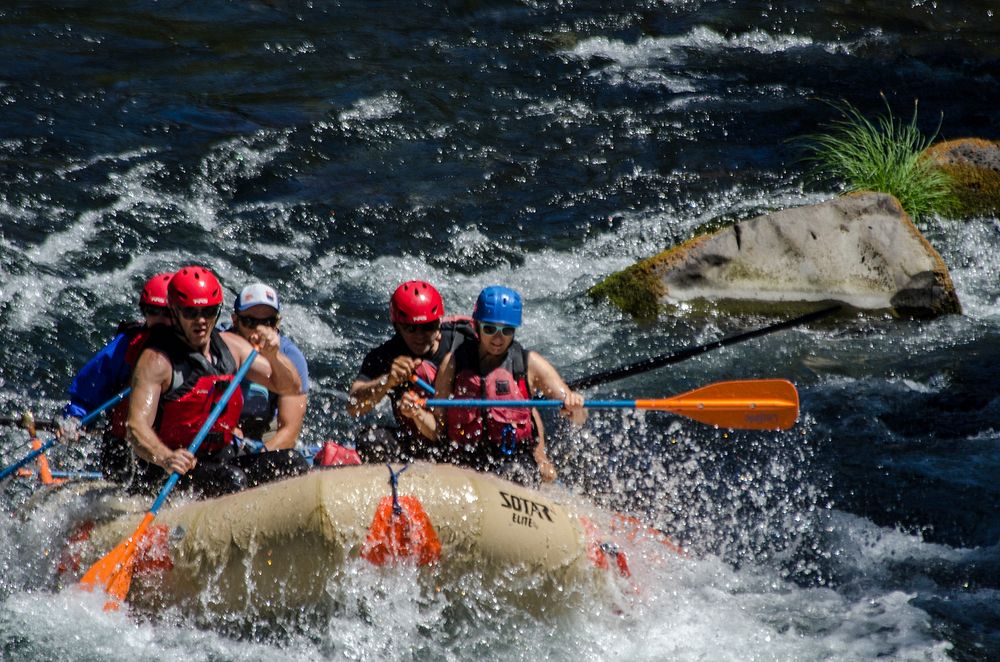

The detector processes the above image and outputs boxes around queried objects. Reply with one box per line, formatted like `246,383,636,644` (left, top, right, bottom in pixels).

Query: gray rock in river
590,191,961,318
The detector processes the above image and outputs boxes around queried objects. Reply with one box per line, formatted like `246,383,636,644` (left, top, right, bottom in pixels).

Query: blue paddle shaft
0,387,132,481
411,375,436,395
149,349,258,515
423,399,636,409
20,469,103,480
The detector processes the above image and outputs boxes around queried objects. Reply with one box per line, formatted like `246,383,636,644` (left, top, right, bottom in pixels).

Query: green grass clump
801,98,958,222
587,259,664,319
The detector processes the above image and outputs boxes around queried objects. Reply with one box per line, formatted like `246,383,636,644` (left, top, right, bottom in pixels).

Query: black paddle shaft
567,304,841,390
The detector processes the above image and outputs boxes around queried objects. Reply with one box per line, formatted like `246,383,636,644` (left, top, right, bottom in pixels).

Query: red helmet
168,266,223,307
139,272,173,307
390,280,444,324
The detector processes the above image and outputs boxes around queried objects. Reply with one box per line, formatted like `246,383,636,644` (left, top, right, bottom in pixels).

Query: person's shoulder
218,328,250,352
134,335,173,372
279,335,309,371
520,343,540,362
355,334,405,381
278,334,309,391
364,333,406,359
103,330,132,351
279,334,305,357
115,320,143,336
101,322,145,352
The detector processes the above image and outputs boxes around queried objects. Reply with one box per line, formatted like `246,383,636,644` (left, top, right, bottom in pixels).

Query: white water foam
566,26,846,68
0,518,953,661
338,92,404,124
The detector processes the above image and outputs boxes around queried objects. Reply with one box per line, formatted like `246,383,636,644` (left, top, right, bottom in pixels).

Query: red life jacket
107,324,153,439
446,340,533,451
146,327,244,454
392,316,477,437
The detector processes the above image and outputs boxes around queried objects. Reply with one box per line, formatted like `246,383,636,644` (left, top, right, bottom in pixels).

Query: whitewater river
1,2,998,660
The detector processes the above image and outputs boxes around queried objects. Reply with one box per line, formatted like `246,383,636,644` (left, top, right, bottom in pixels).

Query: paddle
0,388,131,482
410,374,436,395
419,379,799,431
18,469,103,480
567,305,840,390
78,349,258,609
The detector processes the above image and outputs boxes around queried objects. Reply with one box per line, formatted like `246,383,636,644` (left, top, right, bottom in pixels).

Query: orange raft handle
361,464,441,566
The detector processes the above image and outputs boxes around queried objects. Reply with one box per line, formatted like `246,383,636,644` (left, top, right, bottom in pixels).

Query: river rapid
1,2,999,660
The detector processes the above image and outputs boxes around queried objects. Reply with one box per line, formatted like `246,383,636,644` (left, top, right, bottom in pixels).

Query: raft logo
745,412,778,424
499,491,554,529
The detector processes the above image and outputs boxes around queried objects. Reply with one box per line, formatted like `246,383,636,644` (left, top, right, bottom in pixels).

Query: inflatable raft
61,463,680,618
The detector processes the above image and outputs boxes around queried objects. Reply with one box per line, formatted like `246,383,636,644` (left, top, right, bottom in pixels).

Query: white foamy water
566,26,849,71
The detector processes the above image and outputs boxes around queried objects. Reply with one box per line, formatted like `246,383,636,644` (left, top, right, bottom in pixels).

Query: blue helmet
473,286,523,327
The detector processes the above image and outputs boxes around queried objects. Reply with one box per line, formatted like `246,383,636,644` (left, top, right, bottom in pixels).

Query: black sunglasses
480,323,515,337
178,305,222,321
237,314,279,328
400,320,441,334
140,304,170,317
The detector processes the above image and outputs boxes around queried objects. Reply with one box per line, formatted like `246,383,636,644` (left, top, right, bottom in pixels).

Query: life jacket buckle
499,424,517,456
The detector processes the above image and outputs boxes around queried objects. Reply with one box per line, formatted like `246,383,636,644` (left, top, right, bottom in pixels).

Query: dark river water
2,1,999,660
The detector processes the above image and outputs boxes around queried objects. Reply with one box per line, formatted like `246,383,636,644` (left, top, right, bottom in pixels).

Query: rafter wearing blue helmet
472,285,523,327
402,285,587,486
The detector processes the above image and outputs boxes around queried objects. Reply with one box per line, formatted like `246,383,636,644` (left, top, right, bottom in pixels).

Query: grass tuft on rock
801,98,958,222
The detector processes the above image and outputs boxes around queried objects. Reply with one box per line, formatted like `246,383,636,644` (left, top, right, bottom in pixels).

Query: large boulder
923,138,1000,218
590,192,961,318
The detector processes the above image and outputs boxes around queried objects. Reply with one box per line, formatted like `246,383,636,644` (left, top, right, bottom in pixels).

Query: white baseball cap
234,283,281,313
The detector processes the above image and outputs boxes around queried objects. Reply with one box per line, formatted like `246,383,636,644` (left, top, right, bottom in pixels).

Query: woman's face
478,322,516,357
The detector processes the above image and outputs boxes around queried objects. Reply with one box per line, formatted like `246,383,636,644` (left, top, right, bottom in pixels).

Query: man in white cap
225,282,310,452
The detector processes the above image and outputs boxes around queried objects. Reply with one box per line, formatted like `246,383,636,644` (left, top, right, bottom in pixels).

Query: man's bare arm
266,393,307,451
127,349,197,474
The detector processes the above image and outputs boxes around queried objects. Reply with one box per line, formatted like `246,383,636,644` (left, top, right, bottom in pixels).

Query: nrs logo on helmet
390,280,444,325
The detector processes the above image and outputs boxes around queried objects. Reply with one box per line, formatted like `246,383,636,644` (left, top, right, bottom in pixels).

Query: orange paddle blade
78,512,155,610
636,379,799,430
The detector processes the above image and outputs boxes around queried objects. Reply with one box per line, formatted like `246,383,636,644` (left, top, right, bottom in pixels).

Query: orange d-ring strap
361,464,441,566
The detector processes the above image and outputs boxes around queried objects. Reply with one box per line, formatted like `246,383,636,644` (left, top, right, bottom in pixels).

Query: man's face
233,304,280,340
397,319,442,356
173,304,222,349
141,304,172,328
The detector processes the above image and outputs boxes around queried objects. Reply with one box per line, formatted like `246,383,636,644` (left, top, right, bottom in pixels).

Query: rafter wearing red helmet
126,266,306,498
62,272,176,481
347,280,476,463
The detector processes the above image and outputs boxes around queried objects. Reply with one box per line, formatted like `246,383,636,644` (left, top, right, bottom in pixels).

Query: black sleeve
355,336,403,382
